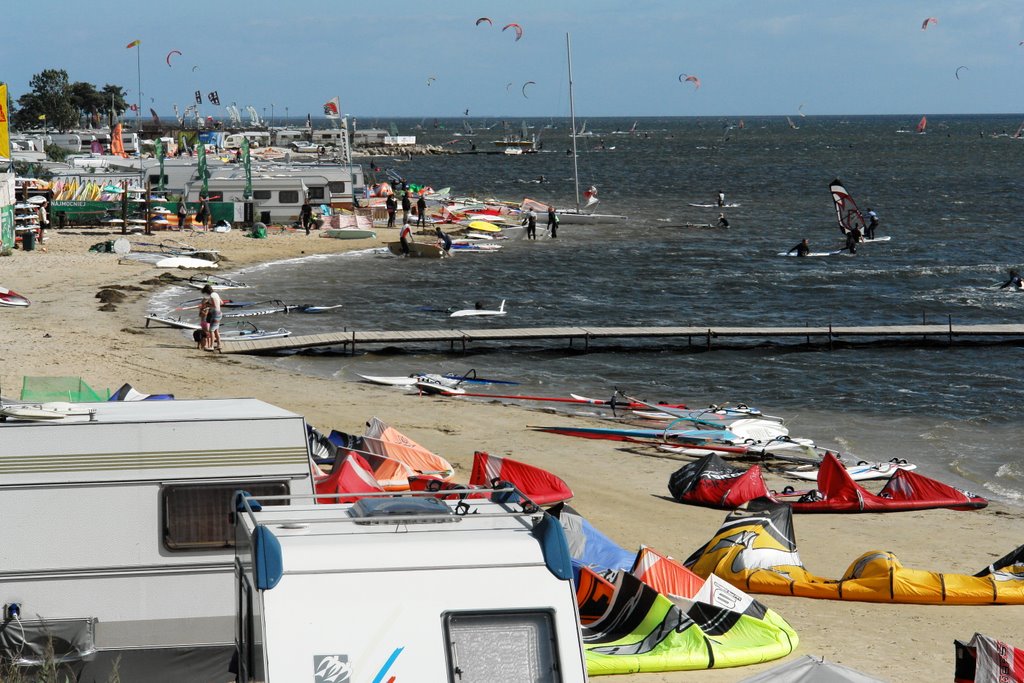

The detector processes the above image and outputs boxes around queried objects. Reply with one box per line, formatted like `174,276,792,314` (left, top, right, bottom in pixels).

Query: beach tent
668,451,987,513
469,451,573,505
737,655,884,682
954,633,1024,683
685,499,1024,604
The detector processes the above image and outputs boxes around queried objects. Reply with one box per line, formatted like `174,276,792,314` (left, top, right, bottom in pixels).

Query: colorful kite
503,23,523,41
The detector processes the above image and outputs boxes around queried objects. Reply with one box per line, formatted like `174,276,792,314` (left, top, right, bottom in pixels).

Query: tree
13,69,78,131
69,81,106,127
100,84,128,120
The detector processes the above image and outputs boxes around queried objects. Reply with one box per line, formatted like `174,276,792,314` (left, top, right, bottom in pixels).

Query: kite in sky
503,23,523,41
679,73,701,90
921,17,938,30
475,17,491,26
521,81,536,98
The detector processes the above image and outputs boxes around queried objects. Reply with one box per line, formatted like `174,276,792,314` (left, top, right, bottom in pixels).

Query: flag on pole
37,114,46,121
126,39,141,48
323,96,341,119
0,84,10,159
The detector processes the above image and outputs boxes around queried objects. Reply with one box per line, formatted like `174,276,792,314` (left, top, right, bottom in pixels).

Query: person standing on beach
201,284,223,350
546,205,558,238
401,192,411,225
788,238,811,257
197,297,211,350
416,193,427,227
177,200,189,230
385,194,397,228
300,199,313,236
195,194,211,230
523,209,537,239
399,218,413,256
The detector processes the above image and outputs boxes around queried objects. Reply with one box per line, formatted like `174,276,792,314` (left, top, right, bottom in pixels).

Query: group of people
522,206,559,239
176,195,212,231
194,284,222,351
787,208,882,257
385,192,429,229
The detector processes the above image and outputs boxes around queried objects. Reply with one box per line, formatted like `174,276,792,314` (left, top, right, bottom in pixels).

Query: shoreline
2,228,1022,681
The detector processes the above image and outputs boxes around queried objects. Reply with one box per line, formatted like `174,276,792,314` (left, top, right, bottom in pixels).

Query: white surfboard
450,300,507,318
785,460,917,482
777,250,845,258
156,257,219,269
688,203,741,208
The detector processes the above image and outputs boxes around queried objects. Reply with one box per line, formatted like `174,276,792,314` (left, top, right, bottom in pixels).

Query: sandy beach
1,227,1021,682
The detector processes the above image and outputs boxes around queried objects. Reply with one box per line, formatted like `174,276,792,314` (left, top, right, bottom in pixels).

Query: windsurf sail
954,633,1024,683
916,115,927,133
829,178,867,236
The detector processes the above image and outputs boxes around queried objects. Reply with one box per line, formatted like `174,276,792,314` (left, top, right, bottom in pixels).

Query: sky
3,0,1024,120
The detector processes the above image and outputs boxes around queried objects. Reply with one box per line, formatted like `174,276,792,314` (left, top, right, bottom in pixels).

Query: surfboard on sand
0,286,31,307
468,220,502,233
156,256,219,269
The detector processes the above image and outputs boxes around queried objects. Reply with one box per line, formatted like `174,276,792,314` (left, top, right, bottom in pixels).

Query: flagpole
136,43,142,134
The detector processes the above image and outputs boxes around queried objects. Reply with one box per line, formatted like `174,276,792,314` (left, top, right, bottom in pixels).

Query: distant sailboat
916,116,928,134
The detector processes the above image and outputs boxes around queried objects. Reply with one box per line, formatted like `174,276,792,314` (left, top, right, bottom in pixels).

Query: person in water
716,190,726,207
523,208,537,240
866,208,879,240
845,225,863,254
717,212,730,229
999,269,1024,290
435,227,452,254
788,238,811,257
547,205,558,238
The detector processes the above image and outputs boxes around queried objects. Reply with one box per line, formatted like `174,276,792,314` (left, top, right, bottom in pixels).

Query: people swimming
788,238,811,257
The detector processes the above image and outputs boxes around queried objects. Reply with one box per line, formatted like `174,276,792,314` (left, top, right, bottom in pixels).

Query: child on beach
197,298,212,350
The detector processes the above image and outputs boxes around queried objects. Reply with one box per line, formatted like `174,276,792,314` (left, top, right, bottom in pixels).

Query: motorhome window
279,191,300,204
148,174,169,186
307,187,325,200
328,182,346,194
252,190,272,200
444,611,561,683
162,482,288,550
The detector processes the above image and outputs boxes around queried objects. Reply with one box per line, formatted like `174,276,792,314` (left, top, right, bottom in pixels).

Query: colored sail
829,178,867,236
916,115,928,133
469,451,573,504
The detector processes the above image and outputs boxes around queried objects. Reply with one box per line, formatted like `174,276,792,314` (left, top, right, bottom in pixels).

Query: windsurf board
0,286,31,307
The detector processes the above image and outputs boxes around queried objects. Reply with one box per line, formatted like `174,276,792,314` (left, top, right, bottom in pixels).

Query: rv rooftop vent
351,497,458,525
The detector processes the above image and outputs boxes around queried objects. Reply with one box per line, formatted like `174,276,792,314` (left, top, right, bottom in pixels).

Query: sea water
166,115,1024,505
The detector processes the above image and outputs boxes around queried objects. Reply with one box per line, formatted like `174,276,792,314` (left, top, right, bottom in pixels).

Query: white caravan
233,489,588,683
0,398,315,682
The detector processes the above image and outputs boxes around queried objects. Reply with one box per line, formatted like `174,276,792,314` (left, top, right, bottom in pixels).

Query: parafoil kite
166,49,182,67
505,81,514,93
921,17,937,30
192,65,200,72
503,23,523,41
955,65,969,80
426,75,437,86
521,81,536,98
476,17,492,26
679,74,701,90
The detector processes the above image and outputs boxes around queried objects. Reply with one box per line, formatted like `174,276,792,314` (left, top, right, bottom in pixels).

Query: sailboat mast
566,33,580,212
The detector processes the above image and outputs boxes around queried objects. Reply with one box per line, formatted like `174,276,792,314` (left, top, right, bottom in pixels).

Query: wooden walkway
218,322,1024,355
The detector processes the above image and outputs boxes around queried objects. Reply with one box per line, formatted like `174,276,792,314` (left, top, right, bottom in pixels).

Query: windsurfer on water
866,208,879,240
717,213,730,229
716,190,726,207
844,225,863,254
999,269,1024,290
788,238,811,257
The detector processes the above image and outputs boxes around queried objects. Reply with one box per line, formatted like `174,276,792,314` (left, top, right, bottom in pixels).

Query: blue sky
3,0,1023,119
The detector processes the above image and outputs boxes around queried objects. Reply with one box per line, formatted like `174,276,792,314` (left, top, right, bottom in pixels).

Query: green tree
101,84,128,127
69,81,106,126
13,69,78,131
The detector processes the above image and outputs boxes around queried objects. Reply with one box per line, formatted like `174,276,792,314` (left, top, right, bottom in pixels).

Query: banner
196,141,209,195
154,137,165,191
242,137,252,199
110,123,126,157
0,84,10,160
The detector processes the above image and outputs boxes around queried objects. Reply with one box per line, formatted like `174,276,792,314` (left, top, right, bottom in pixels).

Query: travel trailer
233,489,588,682
0,399,315,682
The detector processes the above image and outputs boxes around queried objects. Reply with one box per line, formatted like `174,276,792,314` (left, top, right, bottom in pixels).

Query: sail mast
566,33,580,212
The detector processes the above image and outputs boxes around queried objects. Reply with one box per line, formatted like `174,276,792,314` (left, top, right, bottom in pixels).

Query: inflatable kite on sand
684,499,1024,605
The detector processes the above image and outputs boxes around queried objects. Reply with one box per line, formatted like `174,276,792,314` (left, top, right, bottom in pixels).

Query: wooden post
828,322,833,351
144,178,152,235
706,329,712,351
584,334,589,352
805,322,810,345
948,314,953,345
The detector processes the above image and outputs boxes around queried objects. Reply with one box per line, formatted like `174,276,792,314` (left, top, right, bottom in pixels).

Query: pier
217,321,1024,355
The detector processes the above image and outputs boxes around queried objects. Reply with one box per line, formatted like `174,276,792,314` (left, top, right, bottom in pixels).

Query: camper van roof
0,397,299,425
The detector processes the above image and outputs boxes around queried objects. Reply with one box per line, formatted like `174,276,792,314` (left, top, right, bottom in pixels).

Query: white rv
0,398,315,682
234,490,588,683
